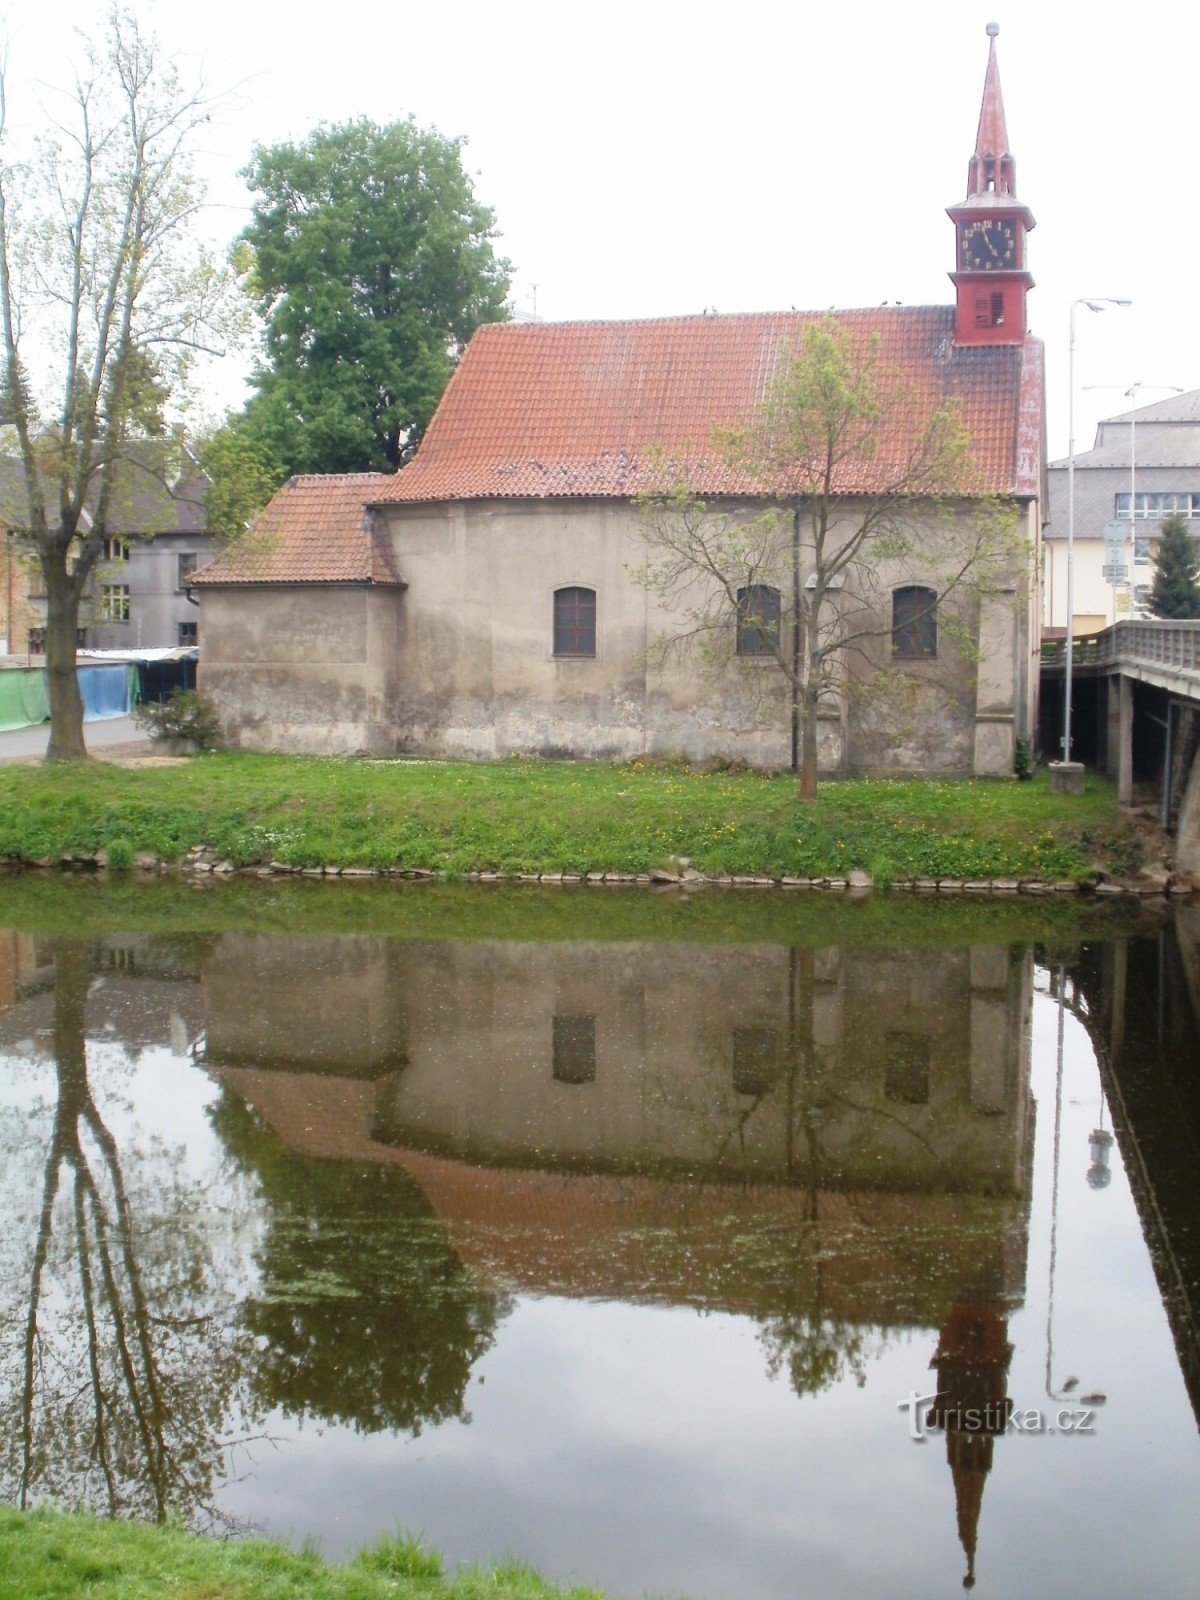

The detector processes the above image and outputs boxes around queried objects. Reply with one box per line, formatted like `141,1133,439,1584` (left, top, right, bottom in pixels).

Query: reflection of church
194,924,1036,1584
0,919,1039,1587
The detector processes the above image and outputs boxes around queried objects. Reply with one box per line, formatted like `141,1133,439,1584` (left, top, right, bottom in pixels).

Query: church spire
967,23,1017,200
947,23,1036,346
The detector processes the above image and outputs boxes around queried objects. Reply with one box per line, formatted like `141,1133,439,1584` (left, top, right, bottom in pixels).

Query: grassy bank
0,752,1133,883
0,1510,602,1600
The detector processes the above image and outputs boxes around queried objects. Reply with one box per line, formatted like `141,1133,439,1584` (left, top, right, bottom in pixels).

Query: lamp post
1062,297,1132,774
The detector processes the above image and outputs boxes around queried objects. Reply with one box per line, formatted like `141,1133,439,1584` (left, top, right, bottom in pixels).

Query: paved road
0,714,150,763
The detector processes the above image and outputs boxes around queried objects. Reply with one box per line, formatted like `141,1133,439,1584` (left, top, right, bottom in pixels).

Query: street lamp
1062,297,1132,774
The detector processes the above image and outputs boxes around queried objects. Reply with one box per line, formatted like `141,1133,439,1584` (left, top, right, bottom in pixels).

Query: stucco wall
198,494,1032,774
86,534,217,650
379,497,1022,774
199,584,401,755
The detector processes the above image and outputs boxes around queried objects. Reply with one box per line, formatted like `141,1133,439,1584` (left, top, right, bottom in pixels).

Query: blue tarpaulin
78,663,138,721
0,662,138,731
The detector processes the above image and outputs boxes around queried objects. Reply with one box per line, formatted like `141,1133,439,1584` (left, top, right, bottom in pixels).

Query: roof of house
372,307,1043,506
0,443,208,535
1049,390,1200,472
190,473,405,587
1099,389,1200,428
1048,429,1200,473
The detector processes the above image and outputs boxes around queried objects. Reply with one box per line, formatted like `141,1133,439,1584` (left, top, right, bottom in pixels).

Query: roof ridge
282,470,392,485
479,305,951,334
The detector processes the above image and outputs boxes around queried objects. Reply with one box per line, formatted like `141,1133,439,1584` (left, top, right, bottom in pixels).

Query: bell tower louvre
947,22,1036,347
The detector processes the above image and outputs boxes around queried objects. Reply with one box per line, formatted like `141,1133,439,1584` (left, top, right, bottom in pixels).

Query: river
1,880,1197,1598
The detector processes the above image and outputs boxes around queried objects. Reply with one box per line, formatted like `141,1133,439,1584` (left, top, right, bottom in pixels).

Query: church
193,26,1045,776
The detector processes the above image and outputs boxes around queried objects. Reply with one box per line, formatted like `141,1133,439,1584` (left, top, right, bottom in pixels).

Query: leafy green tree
195,417,285,543
236,118,511,476
1149,512,1200,619
0,10,235,761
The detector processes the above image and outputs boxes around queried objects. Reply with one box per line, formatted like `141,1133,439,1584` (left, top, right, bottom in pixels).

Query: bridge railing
1042,619,1200,675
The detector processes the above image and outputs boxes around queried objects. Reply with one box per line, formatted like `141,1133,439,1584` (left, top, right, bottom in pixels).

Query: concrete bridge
1041,620,1200,881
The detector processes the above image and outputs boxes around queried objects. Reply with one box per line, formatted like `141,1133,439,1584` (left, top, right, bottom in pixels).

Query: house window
101,537,129,563
27,628,84,652
553,1015,596,1084
178,620,198,647
178,552,199,590
100,584,130,623
885,1032,930,1105
735,584,781,657
1116,492,1200,520
892,585,937,659
731,1026,780,1096
553,586,596,657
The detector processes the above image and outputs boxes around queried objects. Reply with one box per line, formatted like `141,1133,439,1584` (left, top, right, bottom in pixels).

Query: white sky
1,0,1195,461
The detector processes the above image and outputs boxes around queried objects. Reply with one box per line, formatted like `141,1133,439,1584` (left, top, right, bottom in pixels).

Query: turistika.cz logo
898,1391,1100,1441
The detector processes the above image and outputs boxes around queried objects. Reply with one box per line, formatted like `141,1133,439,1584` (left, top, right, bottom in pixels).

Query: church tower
948,23,1035,346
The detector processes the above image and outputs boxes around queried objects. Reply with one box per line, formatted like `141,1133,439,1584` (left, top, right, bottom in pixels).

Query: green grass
0,1509,605,1600
0,751,1132,883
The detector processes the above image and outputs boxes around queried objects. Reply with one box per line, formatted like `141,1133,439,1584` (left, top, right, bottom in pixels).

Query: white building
1044,390,1200,634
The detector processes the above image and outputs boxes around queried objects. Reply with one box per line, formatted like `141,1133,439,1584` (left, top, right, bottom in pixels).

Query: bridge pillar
1105,674,1134,804
1178,745,1200,886
1118,676,1134,806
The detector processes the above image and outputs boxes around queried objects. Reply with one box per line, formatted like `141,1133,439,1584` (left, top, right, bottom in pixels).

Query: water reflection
0,908,1198,1599
0,937,256,1526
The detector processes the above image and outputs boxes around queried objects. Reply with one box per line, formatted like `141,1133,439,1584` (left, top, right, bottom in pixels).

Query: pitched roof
1100,389,1200,427
373,308,1040,506
0,442,208,535
190,473,404,587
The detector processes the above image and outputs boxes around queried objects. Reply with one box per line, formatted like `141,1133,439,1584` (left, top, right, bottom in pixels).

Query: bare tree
635,317,1021,798
0,8,232,760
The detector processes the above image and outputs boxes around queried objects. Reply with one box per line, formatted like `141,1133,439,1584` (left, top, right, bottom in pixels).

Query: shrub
1013,735,1033,782
134,690,221,750
106,837,134,871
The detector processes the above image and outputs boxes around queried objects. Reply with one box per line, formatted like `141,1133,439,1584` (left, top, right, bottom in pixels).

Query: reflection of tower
928,1297,1014,1590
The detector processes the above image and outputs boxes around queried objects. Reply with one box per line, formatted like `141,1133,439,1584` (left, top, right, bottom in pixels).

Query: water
1,883,1198,1598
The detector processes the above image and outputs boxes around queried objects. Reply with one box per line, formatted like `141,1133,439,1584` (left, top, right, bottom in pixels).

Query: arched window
735,584,781,657
892,585,937,658
553,586,596,657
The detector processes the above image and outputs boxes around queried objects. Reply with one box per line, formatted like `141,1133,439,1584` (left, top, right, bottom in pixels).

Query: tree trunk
43,551,87,763
798,681,820,800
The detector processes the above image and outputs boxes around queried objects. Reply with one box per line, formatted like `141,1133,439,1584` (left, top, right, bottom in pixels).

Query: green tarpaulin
0,667,51,733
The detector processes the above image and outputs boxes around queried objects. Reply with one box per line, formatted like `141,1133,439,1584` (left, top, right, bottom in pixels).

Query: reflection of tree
0,943,256,1525
211,1092,505,1436
747,949,897,1399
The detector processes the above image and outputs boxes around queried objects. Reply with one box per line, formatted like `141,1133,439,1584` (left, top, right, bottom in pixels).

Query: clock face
959,219,1018,271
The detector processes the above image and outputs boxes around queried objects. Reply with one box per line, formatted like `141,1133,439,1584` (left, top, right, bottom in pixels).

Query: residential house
0,448,213,655
1044,389,1200,634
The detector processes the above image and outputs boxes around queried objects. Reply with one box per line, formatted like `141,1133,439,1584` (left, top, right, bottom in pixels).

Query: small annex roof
190,473,405,587
372,307,1042,508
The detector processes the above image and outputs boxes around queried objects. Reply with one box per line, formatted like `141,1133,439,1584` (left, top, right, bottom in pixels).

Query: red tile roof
373,308,1041,506
190,473,404,587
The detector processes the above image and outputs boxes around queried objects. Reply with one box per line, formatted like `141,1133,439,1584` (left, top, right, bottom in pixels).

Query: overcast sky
2,0,1195,461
